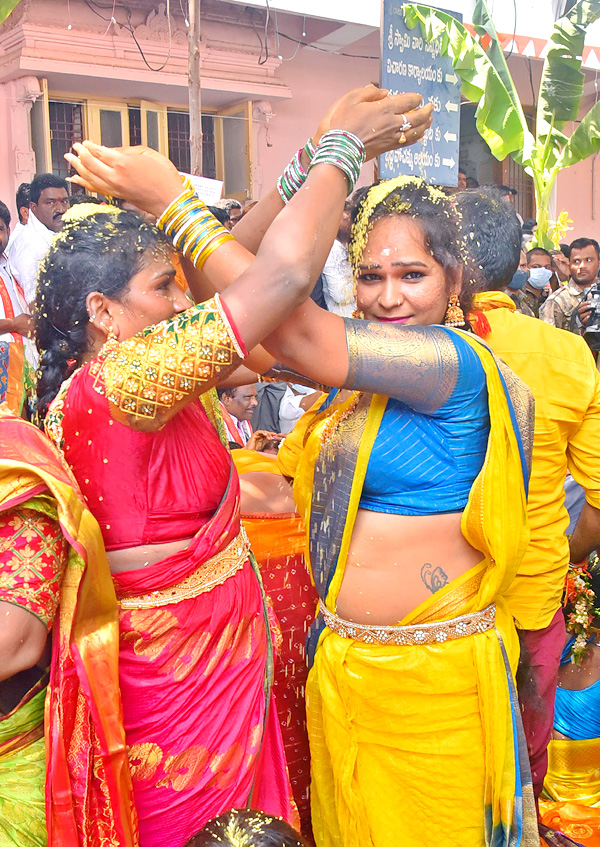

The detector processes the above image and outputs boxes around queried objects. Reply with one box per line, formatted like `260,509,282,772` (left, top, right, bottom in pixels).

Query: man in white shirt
321,203,355,317
217,384,258,445
7,173,69,305
0,201,36,415
278,383,322,433
6,183,30,251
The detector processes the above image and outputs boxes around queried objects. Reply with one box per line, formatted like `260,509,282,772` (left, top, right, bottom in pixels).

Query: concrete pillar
0,76,41,223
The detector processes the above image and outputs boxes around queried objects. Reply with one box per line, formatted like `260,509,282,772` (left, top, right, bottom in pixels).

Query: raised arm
231,87,430,256
67,87,433,310
82,160,349,432
65,88,432,428
259,303,463,412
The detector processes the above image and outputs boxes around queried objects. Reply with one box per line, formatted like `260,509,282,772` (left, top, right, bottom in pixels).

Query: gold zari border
320,600,496,646
118,527,250,609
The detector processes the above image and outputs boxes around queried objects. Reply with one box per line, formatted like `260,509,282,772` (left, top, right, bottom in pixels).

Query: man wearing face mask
507,264,529,309
513,248,554,318
540,238,600,332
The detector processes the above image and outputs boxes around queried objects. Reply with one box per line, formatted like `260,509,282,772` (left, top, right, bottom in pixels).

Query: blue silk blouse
359,332,490,516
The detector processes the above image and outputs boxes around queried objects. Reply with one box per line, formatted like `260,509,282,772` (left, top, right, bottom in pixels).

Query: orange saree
233,449,316,837
0,406,137,847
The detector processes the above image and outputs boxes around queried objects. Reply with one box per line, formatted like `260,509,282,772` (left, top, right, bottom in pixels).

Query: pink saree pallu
113,491,297,847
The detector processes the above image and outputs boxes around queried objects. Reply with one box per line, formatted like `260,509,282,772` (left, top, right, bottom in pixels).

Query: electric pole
188,0,203,175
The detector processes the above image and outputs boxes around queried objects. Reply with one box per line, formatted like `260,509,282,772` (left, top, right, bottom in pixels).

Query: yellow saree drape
540,736,600,846
293,332,537,847
543,737,600,807
0,408,138,847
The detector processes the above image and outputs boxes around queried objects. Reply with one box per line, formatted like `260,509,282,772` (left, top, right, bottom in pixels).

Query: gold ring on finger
399,131,407,144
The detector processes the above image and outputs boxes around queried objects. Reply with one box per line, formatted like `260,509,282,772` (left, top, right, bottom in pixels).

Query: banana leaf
0,0,21,24
470,0,523,117
404,4,534,166
557,97,600,168
537,0,600,160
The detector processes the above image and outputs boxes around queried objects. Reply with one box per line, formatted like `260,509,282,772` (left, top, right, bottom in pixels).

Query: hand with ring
315,86,433,161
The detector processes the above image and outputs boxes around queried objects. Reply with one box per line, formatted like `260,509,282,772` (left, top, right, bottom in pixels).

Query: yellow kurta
472,292,600,631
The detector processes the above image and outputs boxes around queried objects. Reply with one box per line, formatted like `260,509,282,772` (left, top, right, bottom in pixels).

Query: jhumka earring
352,307,365,319
444,293,465,327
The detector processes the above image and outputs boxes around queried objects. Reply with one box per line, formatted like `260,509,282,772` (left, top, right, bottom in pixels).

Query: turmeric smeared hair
348,176,475,316
35,204,171,421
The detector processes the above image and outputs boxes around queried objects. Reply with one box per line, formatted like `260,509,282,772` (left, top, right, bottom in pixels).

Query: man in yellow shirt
456,188,600,799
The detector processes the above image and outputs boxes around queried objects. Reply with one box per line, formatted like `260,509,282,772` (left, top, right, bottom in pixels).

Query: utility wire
83,0,172,72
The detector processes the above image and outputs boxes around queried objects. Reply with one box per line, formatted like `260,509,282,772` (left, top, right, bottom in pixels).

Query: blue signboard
380,2,462,186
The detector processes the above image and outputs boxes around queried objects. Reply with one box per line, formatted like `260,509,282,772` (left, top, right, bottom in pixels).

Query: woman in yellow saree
267,178,538,846
0,406,136,847
538,564,600,845
64,113,536,843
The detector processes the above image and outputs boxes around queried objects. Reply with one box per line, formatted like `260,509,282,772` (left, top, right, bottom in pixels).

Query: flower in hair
348,176,450,275
63,202,122,225
565,558,599,664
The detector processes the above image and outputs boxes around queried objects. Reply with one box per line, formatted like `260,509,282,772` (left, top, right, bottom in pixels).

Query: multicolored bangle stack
309,129,366,194
156,177,234,270
276,137,317,204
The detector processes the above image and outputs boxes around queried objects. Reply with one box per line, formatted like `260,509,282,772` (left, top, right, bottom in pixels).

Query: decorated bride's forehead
348,177,465,272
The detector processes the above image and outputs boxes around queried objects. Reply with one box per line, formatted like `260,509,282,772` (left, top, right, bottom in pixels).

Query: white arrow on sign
445,100,459,113
442,157,456,168
444,130,457,143
445,72,459,84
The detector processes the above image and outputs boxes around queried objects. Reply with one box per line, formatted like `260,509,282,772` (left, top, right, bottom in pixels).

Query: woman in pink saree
35,89,431,846
39,210,295,847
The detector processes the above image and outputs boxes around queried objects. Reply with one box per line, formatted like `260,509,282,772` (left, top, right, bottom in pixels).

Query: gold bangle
158,184,234,271
155,175,193,229
195,231,235,270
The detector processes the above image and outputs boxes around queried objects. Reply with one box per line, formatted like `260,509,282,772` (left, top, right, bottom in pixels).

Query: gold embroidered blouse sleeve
344,320,459,413
0,504,68,630
91,295,246,430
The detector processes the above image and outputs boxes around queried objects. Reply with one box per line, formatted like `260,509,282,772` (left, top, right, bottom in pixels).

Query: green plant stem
531,169,558,249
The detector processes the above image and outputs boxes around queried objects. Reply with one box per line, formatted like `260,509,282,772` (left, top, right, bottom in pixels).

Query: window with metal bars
502,156,535,221
49,101,84,185
167,111,216,177
167,111,190,173
49,100,217,183
128,107,142,146
202,115,216,180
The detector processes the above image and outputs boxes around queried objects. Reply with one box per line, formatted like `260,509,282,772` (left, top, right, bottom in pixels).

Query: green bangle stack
276,138,317,204
309,129,366,195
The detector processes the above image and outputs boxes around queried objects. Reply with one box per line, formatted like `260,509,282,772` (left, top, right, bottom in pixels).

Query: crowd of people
1,83,600,847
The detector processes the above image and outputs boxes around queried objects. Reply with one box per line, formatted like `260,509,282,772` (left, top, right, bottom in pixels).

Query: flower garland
564,555,599,664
